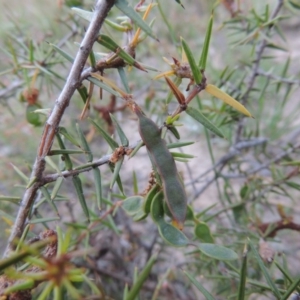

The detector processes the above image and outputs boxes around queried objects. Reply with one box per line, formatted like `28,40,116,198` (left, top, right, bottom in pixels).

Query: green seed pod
135,108,187,229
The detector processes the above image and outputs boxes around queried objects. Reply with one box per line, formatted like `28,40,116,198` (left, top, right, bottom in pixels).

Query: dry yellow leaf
205,84,253,118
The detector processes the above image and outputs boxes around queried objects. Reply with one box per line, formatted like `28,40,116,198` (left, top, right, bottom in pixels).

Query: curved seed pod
143,184,159,214
135,108,187,229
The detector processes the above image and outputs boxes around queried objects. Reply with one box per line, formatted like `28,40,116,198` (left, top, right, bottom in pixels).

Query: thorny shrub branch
234,0,284,143
3,0,115,258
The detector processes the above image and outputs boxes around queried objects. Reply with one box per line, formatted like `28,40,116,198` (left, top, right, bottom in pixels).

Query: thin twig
188,137,268,185
3,0,115,258
221,140,300,179
256,69,300,85
234,0,284,142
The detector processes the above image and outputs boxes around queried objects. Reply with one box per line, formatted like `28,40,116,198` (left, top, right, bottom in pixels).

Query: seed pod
135,107,187,229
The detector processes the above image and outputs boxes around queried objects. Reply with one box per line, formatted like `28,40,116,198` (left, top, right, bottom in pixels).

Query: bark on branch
3,0,116,258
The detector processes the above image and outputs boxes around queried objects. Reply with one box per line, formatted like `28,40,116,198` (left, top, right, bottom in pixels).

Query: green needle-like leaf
181,37,202,84
199,14,213,71
56,133,73,170
50,43,74,63
237,244,248,300
167,141,194,149
115,0,157,41
110,157,124,189
72,175,90,222
29,217,60,224
109,113,129,146
249,239,281,298
72,7,93,22
89,118,119,150
58,127,80,147
76,123,93,162
184,271,215,300
48,149,85,155
118,67,131,93
185,106,225,138
93,167,103,210
125,254,157,300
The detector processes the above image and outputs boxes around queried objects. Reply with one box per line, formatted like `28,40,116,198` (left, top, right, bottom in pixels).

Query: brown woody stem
3,0,115,258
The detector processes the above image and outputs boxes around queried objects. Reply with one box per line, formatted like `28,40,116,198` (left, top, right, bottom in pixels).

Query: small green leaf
185,106,225,138
115,0,157,41
181,37,201,84
105,18,131,32
285,181,300,191
238,245,248,300
280,276,300,300
96,34,137,66
4,279,35,295
110,113,129,146
150,190,165,223
143,185,159,214
0,196,20,204
76,123,93,162
175,0,184,8
194,222,214,243
167,141,194,149
132,171,138,195
276,57,290,93
11,164,28,183
48,149,85,155
58,127,80,147
56,133,73,170
89,49,96,68
158,222,189,247
93,167,103,210
168,126,180,139
122,196,144,215
118,67,131,93
108,163,124,194
40,186,59,217
89,118,119,150
72,7,93,22
129,140,144,158
29,217,60,224
184,271,215,300
199,14,213,71
170,152,194,159
288,0,300,10
125,255,157,300
50,43,74,63
133,209,148,221
77,84,89,104
51,177,64,200
248,239,281,298
196,243,238,261
110,157,124,189
87,76,121,98
26,104,42,126
72,175,90,222
29,40,34,63
185,205,195,221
